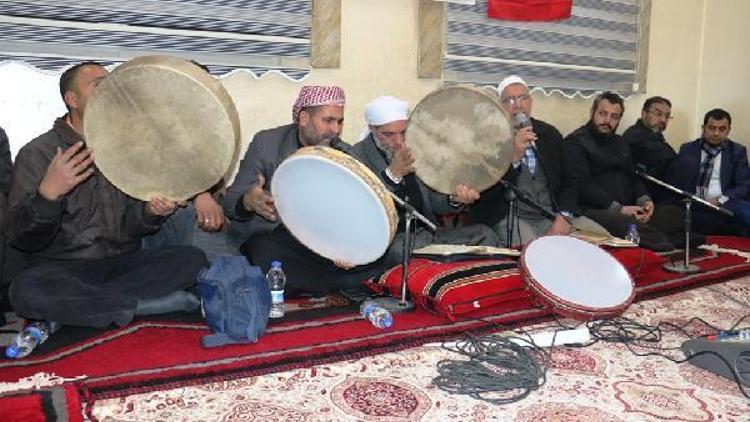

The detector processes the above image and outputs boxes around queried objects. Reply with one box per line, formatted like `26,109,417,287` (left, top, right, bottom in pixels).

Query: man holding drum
5,62,208,328
352,95,498,265
468,76,607,245
225,85,384,297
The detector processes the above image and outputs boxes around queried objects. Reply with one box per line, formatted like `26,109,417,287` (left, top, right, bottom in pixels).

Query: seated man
672,108,750,235
565,92,688,251
142,61,235,262
621,96,678,202
467,76,607,245
6,62,208,328
224,86,384,297
351,96,498,265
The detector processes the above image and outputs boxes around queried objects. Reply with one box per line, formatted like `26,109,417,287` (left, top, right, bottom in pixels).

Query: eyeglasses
500,94,530,105
647,109,673,120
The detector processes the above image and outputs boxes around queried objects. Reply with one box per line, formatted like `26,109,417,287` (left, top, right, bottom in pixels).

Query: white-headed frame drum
520,236,635,320
271,146,398,266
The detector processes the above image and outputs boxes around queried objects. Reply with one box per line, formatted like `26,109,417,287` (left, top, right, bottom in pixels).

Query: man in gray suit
351,96,498,265
224,85,384,296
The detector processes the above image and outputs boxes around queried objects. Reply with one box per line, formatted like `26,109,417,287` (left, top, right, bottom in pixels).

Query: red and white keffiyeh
292,85,346,122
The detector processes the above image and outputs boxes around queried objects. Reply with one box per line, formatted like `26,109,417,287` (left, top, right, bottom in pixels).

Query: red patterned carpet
1,236,749,421
90,276,750,421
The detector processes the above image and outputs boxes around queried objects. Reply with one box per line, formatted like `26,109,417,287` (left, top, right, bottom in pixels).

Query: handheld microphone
513,112,536,150
513,112,532,130
329,137,354,155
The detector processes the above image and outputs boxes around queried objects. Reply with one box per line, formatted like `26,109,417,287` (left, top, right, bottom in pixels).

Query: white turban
497,75,528,96
359,96,410,140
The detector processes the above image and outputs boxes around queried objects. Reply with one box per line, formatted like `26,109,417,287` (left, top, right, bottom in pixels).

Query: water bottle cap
271,261,282,268
5,345,19,358
628,224,636,230
381,313,393,328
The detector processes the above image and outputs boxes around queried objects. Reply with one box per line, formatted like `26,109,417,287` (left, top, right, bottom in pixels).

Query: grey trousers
494,215,610,247
384,223,499,267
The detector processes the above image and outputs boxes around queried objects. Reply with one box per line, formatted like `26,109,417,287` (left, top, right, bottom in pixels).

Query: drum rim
519,235,635,320
272,147,396,265
84,55,239,201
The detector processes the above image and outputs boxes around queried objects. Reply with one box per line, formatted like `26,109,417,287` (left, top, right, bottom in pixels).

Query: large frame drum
520,236,635,320
271,146,398,266
85,55,240,201
406,85,513,194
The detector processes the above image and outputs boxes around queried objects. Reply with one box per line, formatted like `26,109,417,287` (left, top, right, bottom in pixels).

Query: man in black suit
467,75,606,245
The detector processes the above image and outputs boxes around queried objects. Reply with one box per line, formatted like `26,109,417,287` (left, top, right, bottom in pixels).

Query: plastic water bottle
5,321,52,359
625,224,640,246
360,300,393,329
266,261,286,318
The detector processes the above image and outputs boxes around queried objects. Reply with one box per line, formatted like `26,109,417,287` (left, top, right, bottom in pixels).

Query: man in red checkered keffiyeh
224,84,385,297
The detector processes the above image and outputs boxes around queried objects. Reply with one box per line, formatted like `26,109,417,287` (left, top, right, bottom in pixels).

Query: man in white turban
352,96,499,266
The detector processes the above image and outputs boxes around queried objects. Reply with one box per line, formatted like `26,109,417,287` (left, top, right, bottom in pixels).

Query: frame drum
406,85,513,194
520,236,635,320
84,55,240,201
271,146,398,265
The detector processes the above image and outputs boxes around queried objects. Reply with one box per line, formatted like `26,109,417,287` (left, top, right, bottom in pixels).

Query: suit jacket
622,119,676,177
223,123,301,237
351,134,452,224
565,122,649,210
467,117,577,227
677,138,750,201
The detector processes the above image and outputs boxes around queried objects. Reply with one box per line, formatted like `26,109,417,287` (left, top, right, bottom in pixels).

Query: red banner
487,0,573,21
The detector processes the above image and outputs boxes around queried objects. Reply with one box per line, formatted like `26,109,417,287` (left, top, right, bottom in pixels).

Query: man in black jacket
6,62,207,328
468,76,606,245
621,96,677,201
565,92,687,251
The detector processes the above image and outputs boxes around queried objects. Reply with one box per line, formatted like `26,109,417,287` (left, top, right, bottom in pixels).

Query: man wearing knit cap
468,76,606,245
352,96,498,265
225,85,381,296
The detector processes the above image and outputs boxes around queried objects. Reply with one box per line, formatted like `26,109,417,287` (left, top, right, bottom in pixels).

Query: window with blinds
443,0,643,96
0,0,312,78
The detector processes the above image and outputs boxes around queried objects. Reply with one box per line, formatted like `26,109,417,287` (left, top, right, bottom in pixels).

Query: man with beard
351,96,498,266
621,96,677,201
467,76,607,245
224,86,384,296
565,92,687,251
671,108,750,235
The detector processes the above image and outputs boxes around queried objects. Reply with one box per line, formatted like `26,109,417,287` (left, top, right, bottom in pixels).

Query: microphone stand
326,140,436,313
504,188,517,248
373,184,437,314
499,180,559,221
636,170,733,273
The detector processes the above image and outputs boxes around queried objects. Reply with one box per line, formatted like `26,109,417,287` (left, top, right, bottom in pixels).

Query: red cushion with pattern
364,258,532,320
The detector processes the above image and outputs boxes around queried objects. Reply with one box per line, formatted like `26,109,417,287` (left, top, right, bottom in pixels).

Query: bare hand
38,142,95,200
194,192,225,232
147,195,185,217
547,215,572,235
637,200,654,223
388,146,416,180
511,127,537,162
242,174,277,222
620,205,644,218
451,184,480,205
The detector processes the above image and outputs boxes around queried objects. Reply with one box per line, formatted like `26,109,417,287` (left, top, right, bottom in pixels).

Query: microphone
329,137,354,155
513,111,532,130
513,112,536,150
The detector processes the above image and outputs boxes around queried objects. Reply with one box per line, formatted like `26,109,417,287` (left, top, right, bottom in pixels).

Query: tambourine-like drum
406,85,514,194
271,146,398,265
520,236,635,320
85,55,240,201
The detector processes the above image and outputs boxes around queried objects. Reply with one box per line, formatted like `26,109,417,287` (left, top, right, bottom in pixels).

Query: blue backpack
197,256,271,348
